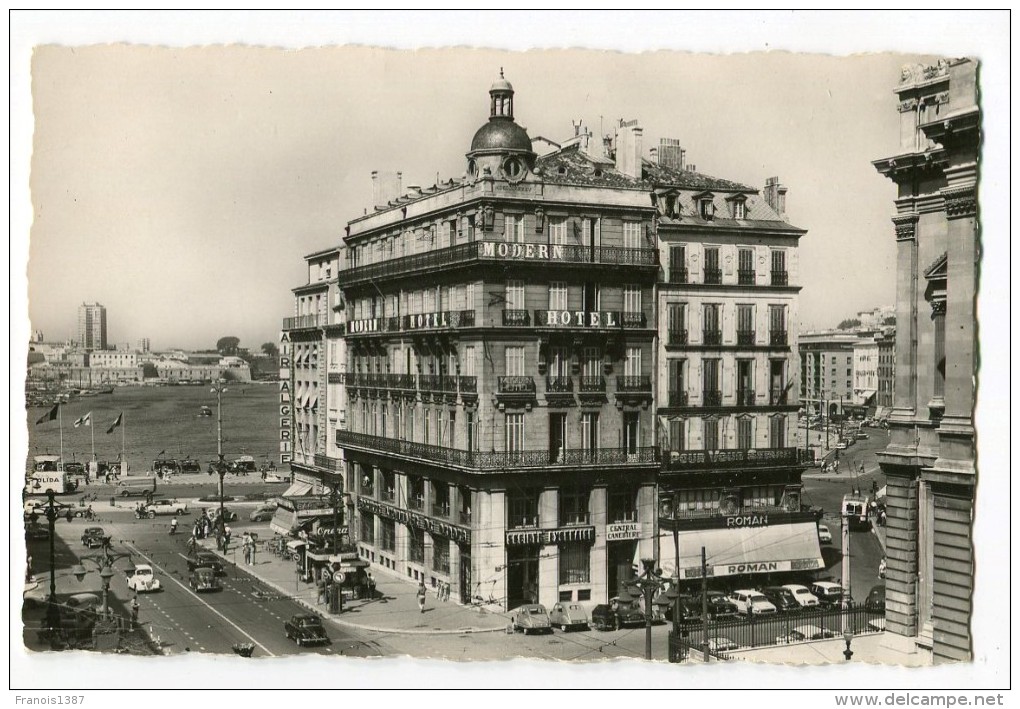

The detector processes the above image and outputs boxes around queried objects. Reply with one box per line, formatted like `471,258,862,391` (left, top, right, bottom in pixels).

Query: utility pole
211,379,228,535
701,546,709,662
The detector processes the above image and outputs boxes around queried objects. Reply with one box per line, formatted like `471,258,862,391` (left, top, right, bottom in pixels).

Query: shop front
606,521,643,596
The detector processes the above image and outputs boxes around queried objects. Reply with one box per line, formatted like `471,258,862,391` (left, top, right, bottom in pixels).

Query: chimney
657,138,686,170
763,176,788,217
649,147,658,163
614,120,643,179
372,170,403,210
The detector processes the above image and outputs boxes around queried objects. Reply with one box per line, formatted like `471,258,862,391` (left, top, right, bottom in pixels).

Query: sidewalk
732,631,928,666
198,539,510,636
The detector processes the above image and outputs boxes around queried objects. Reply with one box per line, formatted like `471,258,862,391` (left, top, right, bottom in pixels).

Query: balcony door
549,412,567,462
623,412,640,455
581,412,600,452
582,282,601,312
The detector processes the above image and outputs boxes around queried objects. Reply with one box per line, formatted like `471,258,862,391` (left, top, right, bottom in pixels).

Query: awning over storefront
853,390,877,406
281,481,313,498
657,522,824,580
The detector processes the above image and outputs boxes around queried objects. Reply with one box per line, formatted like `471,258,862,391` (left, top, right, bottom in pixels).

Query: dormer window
694,191,715,220
726,193,748,220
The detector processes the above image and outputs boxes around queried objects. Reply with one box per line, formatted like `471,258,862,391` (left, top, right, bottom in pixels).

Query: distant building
873,57,979,664
137,338,151,353
876,331,896,411
854,305,896,330
88,351,138,369
798,332,857,418
78,302,107,351
850,337,879,416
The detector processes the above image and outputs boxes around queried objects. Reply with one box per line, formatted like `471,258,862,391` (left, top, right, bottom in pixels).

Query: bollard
110,497,116,507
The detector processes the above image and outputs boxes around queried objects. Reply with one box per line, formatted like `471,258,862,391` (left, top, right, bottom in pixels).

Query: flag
35,404,59,425
106,413,123,435
74,411,92,428
157,449,166,457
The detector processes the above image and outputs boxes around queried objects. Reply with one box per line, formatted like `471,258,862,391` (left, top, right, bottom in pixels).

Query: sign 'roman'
479,241,565,261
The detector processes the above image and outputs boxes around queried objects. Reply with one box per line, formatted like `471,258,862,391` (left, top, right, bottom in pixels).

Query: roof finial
500,67,504,79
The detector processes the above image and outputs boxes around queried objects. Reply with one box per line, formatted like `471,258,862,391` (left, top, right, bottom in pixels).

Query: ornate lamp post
36,486,65,642
843,629,855,661
629,558,666,661
321,477,345,614
70,537,135,620
210,379,229,533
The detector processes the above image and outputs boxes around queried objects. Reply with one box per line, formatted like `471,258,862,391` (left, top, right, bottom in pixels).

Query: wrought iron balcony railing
545,376,573,393
579,376,606,393
736,389,757,406
668,268,688,284
770,330,788,346
702,390,723,406
457,376,477,393
458,509,472,526
737,269,756,285
283,314,323,330
616,375,652,392
770,387,789,405
498,376,536,394
771,271,789,286
703,330,723,346
621,311,647,328
704,268,722,285
388,373,416,389
668,390,689,407
667,329,689,346
502,309,531,326
737,330,756,346
337,430,658,470
560,513,591,527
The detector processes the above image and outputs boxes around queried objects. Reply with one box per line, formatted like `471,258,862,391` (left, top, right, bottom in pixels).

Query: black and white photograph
10,10,1010,700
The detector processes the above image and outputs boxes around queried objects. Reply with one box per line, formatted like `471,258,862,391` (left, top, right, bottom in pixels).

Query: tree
216,336,240,356
261,342,279,358
220,369,239,382
882,316,896,326
837,318,862,330
142,362,158,379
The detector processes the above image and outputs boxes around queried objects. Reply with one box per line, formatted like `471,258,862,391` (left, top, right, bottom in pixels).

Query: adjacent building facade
873,57,978,663
799,332,857,419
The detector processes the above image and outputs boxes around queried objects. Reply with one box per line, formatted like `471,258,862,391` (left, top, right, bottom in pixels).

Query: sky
10,10,1012,694
20,28,964,351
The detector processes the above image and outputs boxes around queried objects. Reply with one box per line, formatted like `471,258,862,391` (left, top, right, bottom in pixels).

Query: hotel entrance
506,545,540,610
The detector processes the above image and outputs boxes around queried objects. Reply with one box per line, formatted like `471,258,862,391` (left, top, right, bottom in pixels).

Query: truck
25,455,76,495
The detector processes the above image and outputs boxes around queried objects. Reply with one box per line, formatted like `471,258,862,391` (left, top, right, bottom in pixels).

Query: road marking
126,542,276,657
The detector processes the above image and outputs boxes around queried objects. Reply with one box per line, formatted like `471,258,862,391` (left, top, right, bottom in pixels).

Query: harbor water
23,383,280,475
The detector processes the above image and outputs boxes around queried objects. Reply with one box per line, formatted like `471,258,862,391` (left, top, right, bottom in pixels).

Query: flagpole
91,416,96,464
58,404,64,470
122,412,126,476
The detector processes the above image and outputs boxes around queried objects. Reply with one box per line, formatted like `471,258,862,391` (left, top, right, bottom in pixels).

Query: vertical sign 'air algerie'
278,331,292,465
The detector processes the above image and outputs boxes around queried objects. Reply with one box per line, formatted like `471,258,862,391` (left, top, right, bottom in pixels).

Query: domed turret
466,70,535,181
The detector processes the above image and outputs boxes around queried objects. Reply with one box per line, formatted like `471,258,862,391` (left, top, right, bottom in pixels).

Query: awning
658,522,824,580
282,481,313,497
853,390,877,406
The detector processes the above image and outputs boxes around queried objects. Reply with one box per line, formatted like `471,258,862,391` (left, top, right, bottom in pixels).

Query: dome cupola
467,69,535,181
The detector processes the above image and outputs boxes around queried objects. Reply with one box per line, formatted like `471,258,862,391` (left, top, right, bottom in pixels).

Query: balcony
458,509,472,526
546,376,573,393
498,376,536,395
431,503,451,519
770,387,789,405
560,513,591,527
770,330,788,346
381,488,396,504
771,271,789,286
702,390,723,406
579,376,606,393
668,390,689,407
662,446,807,472
338,241,658,287
704,268,722,285
735,389,757,406
667,329,689,346
283,314,323,331
408,496,425,512
622,311,647,328
668,268,688,285
702,330,723,346
508,515,539,530
458,375,478,399
502,309,531,326
337,430,659,471
388,373,416,390
313,454,343,471
616,375,652,393
737,330,756,346
663,503,795,521
737,269,756,285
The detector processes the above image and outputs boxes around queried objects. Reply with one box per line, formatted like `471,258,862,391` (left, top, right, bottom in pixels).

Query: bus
25,455,77,495
841,492,870,530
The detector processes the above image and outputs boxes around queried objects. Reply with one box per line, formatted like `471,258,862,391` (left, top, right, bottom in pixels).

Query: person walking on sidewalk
416,580,427,614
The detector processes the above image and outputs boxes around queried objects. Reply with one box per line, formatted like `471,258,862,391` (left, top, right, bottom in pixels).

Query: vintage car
180,459,203,473
706,636,739,653
591,597,645,631
548,602,589,631
760,586,801,613
228,456,258,474
778,624,837,644
705,591,740,621
248,504,277,522
781,584,820,609
810,581,848,608
189,567,221,592
59,593,102,630
729,589,778,616
187,551,224,574
817,524,833,544
126,564,162,593
284,614,330,647
145,499,189,517
865,584,886,612
81,527,107,548
511,604,553,635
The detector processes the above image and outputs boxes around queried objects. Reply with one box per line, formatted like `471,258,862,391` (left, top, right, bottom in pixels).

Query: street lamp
628,558,666,661
35,486,65,643
321,477,345,615
70,537,135,619
843,629,854,661
210,379,229,535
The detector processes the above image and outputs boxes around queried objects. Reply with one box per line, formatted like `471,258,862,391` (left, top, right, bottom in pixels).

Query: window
580,217,601,248
668,359,686,406
737,360,754,405
608,488,637,523
704,418,720,450
423,408,431,445
733,200,746,220
623,285,641,313
623,221,642,250
505,280,525,310
581,412,599,451
737,418,753,449
770,416,786,448
380,404,387,438
670,245,687,283
549,413,567,460
703,303,721,344
559,487,590,526
381,519,396,552
582,282,600,311
699,198,715,220
466,411,476,451
506,413,525,452
504,214,524,243
461,214,475,242
360,512,375,544
737,304,754,343
704,248,721,283
559,543,591,585
463,345,475,377
508,492,538,529
549,282,568,310
703,359,721,403
738,248,755,284
505,345,525,376
549,218,567,245
623,412,640,454
582,346,601,378
549,345,570,378
669,419,686,451
432,538,450,574
667,303,687,344
408,527,425,564
625,347,641,377
770,359,786,404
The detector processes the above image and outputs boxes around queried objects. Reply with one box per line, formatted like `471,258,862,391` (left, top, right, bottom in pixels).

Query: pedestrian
223,525,232,553
26,555,33,583
416,580,427,614
65,509,73,523
131,596,140,628
878,557,887,579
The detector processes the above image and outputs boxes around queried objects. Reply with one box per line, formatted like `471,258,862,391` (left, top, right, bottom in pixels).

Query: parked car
126,564,162,593
24,499,46,518
284,614,330,647
591,598,645,631
817,524,833,544
81,527,107,548
187,551,224,574
610,596,647,627
778,624,836,644
59,593,102,633
248,504,277,523
144,499,189,517
856,432,869,440
704,591,740,620
865,584,886,612
706,636,739,653
810,581,847,608
728,589,778,616
118,485,154,499
189,567,221,592
511,604,553,634
781,584,820,609
760,586,801,613
835,441,848,450
672,596,704,625
179,459,202,473
548,602,589,631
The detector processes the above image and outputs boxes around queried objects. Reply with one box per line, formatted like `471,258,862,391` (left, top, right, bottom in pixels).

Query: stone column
538,488,559,607
590,486,608,604
891,211,919,417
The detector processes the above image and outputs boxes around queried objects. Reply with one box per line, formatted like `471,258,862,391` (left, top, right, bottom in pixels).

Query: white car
781,584,820,609
817,524,833,544
728,589,777,616
835,441,848,450
126,564,162,593
144,499,189,517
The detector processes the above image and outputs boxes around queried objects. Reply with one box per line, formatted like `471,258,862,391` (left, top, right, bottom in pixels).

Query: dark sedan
705,591,739,620
189,568,221,592
760,586,801,613
865,584,886,612
284,614,330,647
81,527,107,548
187,551,224,574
